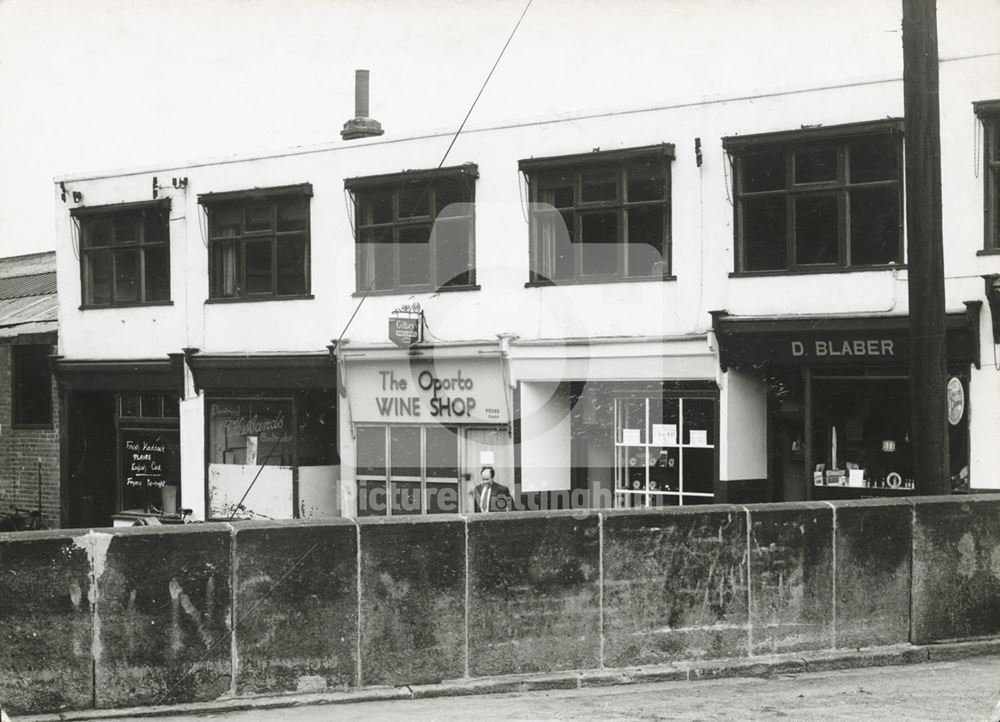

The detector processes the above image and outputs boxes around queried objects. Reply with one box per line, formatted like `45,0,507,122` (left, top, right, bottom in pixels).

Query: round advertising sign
946,376,965,426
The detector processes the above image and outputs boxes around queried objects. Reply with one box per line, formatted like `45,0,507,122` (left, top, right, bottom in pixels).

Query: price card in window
652,423,677,446
689,430,708,446
622,428,641,446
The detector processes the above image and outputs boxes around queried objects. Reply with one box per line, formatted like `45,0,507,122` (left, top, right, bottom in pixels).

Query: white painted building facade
51,2,1000,524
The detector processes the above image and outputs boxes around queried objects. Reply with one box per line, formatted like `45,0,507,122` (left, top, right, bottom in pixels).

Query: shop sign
348,358,509,424
947,376,965,426
388,303,424,347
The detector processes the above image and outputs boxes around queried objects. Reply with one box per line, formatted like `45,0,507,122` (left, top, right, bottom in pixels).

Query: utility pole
902,0,950,495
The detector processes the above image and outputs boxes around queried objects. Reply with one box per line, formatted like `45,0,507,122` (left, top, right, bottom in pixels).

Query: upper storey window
724,120,904,273
346,164,478,294
520,145,673,284
199,184,312,300
976,100,1000,251
73,200,170,307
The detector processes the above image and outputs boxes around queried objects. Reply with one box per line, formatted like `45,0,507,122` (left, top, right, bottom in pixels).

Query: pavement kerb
11,639,1000,721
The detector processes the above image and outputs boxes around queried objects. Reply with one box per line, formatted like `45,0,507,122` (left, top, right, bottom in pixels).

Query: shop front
337,343,512,517
712,307,980,501
187,352,338,520
54,357,185,527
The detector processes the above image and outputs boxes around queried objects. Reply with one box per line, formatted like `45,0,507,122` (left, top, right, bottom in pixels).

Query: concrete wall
3,495,1000,715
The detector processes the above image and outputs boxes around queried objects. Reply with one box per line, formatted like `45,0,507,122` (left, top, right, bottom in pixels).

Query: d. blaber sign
349,358,509,424
790,338,897,359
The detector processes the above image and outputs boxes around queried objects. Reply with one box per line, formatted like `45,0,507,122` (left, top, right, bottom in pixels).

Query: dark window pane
851,186,900,265
163,395,179,418
541,181,573,209
794,148,838,184
650,493,680,507
435,180,469,218
143,209,165,243
391,481,422,515
114,249,140,302
140,393,161,418
682,399,715,446
627,162,666,202
83,218,112,248
849,135,897,183
359,227,395,291
580,212,618,275
741,150,785,192
650,448,679,492
398,225,430,287
245,205,273,233
425,426,458,479
399,184,431,218
276,199,308,232
794,195,838,265
86,250,113,304
121,393,140,417
626,206,664,277
357,479,387,517
581,172,618,203
211,241,240,297
211,207,242,238
12,345,52,426
144,245,170,301
742,196,786,270
362,191,393,225
245,240,273,294
390,426,421,477
276,234,308,295
357,427,386,476
427,483,459,514
433,218,472,287
113,215,139,245
683,448,714,494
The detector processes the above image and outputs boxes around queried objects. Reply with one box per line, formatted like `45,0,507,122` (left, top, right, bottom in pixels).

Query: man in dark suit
473,465,513,513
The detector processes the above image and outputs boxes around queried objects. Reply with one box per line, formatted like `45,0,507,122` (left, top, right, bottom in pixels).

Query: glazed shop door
461,427,513,513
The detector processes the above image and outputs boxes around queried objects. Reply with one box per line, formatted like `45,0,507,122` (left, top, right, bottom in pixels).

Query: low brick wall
2,495,999,715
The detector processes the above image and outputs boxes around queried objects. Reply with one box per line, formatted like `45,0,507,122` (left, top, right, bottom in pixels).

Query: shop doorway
461,427,513,513
65,392,116,528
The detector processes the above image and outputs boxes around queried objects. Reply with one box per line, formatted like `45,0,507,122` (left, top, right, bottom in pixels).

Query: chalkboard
120,427,180,512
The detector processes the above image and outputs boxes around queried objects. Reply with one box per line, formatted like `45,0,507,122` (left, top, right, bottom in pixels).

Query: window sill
729,264,905,278
351,285,481,298
79,300,174,311
205,294,315,305
976,249,1000,256
524,275,676,288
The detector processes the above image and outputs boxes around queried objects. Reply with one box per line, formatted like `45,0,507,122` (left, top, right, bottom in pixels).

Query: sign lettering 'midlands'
349,358,509,424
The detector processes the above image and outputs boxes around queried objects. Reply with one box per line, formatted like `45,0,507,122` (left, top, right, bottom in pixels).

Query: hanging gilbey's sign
388,302,424,348
349,358,509,424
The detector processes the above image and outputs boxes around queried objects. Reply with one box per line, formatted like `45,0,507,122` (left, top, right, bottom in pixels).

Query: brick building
0,252,59,527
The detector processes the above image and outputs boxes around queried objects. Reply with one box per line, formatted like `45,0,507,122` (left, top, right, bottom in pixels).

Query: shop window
11,344,53,427
116,392,180,514
205,392,337,520
725,120,903,273
356,424,461,516
976,101,1000,251
200,185,312,300
520,145,673,284
346,165,477,293
73,201,170,307
614,394,717,507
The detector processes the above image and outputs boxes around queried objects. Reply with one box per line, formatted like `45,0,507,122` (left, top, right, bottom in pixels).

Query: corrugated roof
0,272,56,300
0,252,55,279
0,295,58,329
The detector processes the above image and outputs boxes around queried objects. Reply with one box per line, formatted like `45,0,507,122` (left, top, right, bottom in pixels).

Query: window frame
724,119,905,275
71,200,172,308
10,343,54,429
520,144,675,285
198,184,313,302
975,100,1000,252
345,164,479,295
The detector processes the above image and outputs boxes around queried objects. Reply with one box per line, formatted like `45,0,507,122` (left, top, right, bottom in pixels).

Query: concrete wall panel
93,525,232,708
602,507,749,666
358,518,466,686
233,520,357,695
468,512,600,676
0,531,93,714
